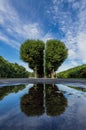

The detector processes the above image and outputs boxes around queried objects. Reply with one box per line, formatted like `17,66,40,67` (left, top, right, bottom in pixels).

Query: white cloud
47,0,86,72
18,61,33,72
57,62,74,72
21,23,42,39
67,0,76,3
57,60,79,72
0,32,20,50
68,49,76,59
0,0,43,50
42,32,55,42
77,33,86,62
0,18,4,24
72,1,80,10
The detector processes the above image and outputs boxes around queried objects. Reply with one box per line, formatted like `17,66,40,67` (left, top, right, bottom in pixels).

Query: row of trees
0,56,29,78
0,84,25,100
20,39,68,78
56,64,86,78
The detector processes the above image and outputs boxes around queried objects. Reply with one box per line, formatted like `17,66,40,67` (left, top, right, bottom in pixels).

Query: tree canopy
56,64,86,78
20,39,68,78
0,56,29,78
45,40,68,78
20,39,44,78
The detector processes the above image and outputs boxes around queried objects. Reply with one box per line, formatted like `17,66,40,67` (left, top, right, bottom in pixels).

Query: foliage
45,84,67,116
67,85,86,92
0,56,29,78
20,39,44,78
45,40,68,78
57,64,86,78
20,84,44,116
20,84,67,117
0,84,25,100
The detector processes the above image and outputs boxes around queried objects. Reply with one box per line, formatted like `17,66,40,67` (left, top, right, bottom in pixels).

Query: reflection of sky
0,84,33,121
64,83,86,88
0,83,86,130
56,84,86,98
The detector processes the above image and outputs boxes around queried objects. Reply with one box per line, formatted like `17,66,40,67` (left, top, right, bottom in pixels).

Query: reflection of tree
0,84,26,100
20,84,44,116
68,85,86,92
45,84,67,116
20,84,67,117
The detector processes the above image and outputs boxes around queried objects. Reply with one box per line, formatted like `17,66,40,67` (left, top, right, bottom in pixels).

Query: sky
0,0,86,72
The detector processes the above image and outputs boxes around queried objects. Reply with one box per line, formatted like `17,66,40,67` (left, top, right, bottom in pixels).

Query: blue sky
0,0,86,72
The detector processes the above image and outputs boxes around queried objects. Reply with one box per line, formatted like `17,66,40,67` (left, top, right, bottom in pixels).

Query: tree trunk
51,69,54,78
34,66,37,78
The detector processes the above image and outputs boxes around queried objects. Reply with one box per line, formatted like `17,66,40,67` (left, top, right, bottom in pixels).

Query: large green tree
20,39,44,78
45,40,68,78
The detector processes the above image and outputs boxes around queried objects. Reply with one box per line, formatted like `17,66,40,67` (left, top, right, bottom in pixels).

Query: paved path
0,78,86,86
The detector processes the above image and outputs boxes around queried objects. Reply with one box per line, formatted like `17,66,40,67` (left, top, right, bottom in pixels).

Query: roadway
0,78,86,87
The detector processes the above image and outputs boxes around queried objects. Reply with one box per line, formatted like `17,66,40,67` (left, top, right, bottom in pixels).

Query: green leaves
57,64,86,78
0,56,29,78
20,39,44,78
20,39,68,78
45,40,68,77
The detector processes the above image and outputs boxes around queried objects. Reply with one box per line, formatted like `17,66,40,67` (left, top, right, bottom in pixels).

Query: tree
45,40,68,78
20,84,44,116
45,84,67,116
0,84,25,100
0,56,29,78
20,39,44,78
56,64,86,78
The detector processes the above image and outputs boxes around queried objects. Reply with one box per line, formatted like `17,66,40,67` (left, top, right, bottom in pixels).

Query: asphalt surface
0,78,86,86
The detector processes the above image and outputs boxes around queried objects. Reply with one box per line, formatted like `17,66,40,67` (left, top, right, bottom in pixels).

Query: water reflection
68,85,86,92
46,84,67,116
20,84,67,117
1,83,86,130
0,84,26,100
20,84,44,116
